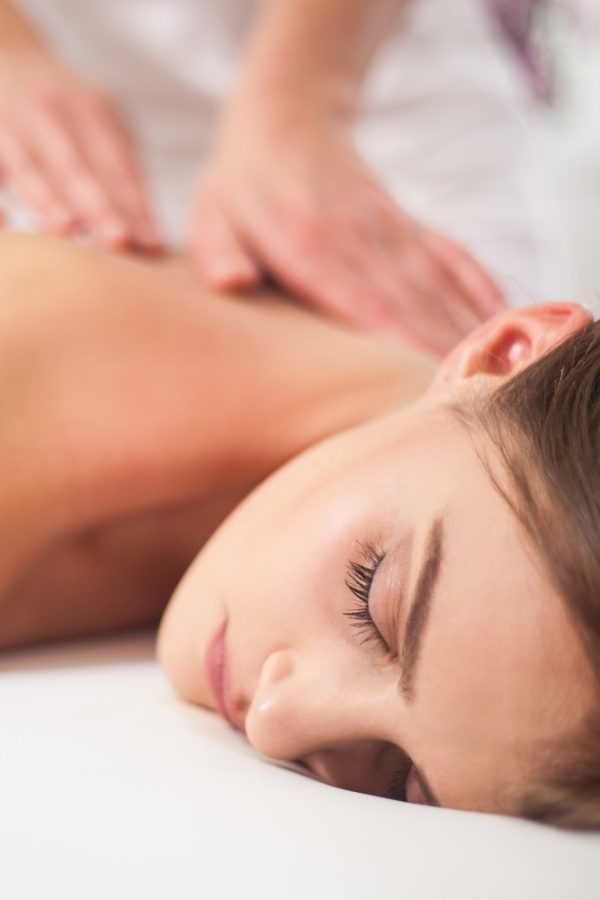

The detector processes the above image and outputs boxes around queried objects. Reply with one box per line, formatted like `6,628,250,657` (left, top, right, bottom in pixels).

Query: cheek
214,461,355,621
234,523,352,659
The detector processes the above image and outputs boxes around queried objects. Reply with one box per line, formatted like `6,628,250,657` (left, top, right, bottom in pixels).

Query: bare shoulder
0,232,185,321
0,234,428,650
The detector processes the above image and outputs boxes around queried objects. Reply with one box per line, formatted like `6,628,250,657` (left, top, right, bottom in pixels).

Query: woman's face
157,308,595,815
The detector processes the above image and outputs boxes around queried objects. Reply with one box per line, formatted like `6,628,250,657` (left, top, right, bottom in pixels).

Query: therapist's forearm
232,0,410,124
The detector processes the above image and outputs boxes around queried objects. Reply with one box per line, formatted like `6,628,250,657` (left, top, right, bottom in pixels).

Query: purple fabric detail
486,0,554,102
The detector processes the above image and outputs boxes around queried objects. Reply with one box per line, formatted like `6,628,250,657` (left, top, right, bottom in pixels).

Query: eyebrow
397,516,444,703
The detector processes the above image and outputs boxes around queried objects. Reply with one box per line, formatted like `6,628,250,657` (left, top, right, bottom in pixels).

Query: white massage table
2,630,599,900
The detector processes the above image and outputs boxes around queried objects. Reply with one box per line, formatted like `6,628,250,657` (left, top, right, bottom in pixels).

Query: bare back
0,234,434,649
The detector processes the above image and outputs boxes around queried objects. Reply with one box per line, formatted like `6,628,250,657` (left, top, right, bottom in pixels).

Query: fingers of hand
418,226,506,317
190,191,260,290
362,207,504,350
225,198,418,333
0,96,160,250
239,199,463,355
70,95,161,250
0,130,76,232
4,103,125,244
187,174,498,358
341,237,467,355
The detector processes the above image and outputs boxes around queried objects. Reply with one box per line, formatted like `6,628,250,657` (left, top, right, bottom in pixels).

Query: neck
197,292,437,495
282,335,435,458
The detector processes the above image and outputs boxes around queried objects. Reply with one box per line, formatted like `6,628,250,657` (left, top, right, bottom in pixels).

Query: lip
204,619,244,732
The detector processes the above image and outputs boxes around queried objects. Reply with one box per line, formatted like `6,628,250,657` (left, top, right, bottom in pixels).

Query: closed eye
344,541,389,652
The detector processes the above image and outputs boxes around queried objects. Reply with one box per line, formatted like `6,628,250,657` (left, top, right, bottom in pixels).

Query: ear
457,303,593,378
429,303,593,396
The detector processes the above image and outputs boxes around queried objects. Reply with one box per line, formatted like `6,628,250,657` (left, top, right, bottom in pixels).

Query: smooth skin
0,231,429,646
0,231,593,817
0,4,159,249
0,0,504,353
157,301,597,815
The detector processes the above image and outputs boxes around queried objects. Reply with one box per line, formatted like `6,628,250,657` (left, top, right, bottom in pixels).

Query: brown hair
461,318,600,829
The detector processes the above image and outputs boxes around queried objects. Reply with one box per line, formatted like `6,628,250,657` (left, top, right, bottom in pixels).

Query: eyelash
344,542,389,654
344,543,415,803
387,763,411,803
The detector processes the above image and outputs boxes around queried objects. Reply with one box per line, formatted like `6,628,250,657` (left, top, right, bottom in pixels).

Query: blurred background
3,0,600,317
525,0,600,310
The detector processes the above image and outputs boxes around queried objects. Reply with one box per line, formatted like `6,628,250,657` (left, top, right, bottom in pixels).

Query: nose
244,649,302,758
244,647,381,761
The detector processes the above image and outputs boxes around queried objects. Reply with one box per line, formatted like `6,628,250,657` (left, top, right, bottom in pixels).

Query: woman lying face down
0,234,596,829
158,303,600,828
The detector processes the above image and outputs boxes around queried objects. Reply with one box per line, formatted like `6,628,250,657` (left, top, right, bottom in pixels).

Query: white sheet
2,630,599,900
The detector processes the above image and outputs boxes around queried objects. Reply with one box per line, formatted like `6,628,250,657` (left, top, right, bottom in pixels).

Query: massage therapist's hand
0,46,160,250
190,102,505,356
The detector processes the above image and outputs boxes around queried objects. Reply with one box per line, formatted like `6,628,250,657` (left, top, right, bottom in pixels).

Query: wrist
221,70,356,153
